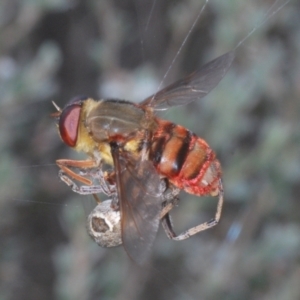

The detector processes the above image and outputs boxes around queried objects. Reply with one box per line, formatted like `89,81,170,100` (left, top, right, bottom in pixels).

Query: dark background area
0,0,300,299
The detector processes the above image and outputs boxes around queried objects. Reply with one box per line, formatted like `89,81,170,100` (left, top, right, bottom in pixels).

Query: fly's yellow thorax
74,128,95,155
73,98,114,165
74,98,142,165
75,132,113,165
81,98,101,117
98,143,113,165
73,98,100,154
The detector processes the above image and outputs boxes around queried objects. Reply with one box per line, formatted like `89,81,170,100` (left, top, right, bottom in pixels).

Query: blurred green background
0,0,299,299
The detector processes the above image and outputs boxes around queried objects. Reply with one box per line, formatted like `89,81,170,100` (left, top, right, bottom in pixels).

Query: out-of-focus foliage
0,0,299,299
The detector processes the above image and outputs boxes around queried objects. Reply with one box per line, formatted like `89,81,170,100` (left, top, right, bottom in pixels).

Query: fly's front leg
162,178,224,241
56,159,97,185
57,158,115,196
57,158,96,194
59,170,110,195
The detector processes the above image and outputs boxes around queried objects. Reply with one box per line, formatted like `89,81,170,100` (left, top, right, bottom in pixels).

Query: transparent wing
111,146,164,264
140,51,235,110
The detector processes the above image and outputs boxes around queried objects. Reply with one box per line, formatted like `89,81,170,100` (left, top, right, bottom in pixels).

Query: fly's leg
57,158,117,196
93,194,102,204
59,170,117,196
159,186,180,239
59,170,111,195
56,159,97,185
162,178,224,241
161,213,177,239
160,186,180,218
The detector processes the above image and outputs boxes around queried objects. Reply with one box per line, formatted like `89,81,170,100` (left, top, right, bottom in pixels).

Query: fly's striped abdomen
150,119,221,197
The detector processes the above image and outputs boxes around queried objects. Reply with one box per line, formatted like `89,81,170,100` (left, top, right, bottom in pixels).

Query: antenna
52,101,61,112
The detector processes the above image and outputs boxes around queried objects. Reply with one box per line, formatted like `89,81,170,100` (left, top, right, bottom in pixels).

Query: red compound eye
59,104,81,147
